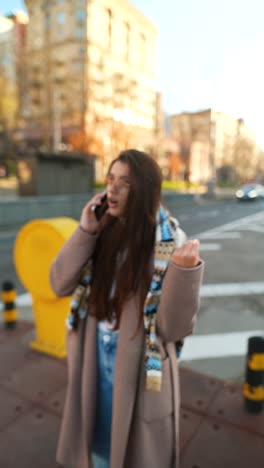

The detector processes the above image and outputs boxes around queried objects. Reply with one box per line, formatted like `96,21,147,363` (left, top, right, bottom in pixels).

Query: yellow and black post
1,281,18,329
244,336,264,414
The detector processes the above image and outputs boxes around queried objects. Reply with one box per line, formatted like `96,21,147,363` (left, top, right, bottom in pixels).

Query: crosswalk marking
1,278,264,311
195,210,264,255
237,224,264,233
1,210,263,365
194,209,264,238
199,243,221,251
181,330,263,361
201,282,264,297
0,293,32,311
199,232,241,240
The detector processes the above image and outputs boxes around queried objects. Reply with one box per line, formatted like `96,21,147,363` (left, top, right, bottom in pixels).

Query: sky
2,0,264,146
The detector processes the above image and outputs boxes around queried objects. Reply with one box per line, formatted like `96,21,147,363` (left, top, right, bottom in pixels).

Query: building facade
0,12,28,154
0,15,15,137
0,13,28,153
170,109,259,184
24,0,158,174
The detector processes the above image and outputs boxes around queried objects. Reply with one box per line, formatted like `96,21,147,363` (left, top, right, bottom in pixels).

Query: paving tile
181,416,264,468
208,383,264,437
1,322,263,468
180,366,224,414
1,354,68,404
0,321,38,380
0,340,33,379
0,408,61,468
0,387,33,432
43,386,67,417
0,321,34,343
180,408,203,452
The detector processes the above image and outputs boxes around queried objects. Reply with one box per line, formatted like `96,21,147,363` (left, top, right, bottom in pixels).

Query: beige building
24,0,158,174
0,13,28,146
170,109,259,184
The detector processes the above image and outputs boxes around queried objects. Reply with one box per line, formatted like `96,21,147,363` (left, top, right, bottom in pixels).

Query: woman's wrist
171,257,202,269
79,224,98,236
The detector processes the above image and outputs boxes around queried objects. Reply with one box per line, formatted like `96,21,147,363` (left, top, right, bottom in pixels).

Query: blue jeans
92,327,118,468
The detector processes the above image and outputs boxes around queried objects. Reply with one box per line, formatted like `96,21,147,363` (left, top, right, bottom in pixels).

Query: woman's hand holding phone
80,192,108,235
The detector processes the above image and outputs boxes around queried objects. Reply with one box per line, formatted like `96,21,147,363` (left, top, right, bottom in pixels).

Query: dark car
235,183,264,201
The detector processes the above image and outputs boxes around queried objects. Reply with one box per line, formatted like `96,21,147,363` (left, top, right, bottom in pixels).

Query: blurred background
0,8,264,463
1,0,264,195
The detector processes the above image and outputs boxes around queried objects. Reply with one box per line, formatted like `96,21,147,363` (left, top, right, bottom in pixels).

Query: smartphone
93,193,108,220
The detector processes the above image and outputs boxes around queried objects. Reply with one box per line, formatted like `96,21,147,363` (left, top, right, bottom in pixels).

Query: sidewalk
0,316,263,468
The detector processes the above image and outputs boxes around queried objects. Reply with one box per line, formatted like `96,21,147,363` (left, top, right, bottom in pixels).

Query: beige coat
50,226,204,468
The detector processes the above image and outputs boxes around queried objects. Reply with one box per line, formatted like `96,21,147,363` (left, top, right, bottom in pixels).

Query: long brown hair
89,149,162,333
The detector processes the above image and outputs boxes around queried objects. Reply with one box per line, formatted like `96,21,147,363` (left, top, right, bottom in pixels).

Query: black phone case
94,194,108,220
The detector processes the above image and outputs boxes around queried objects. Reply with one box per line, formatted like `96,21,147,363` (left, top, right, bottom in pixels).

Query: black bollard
243,336,264,414
1,281,18,329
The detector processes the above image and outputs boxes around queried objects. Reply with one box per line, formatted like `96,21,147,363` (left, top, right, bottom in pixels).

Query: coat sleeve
49,225,98,297
156,259,204,343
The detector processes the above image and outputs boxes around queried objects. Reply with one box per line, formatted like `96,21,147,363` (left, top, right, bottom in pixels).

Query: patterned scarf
66,205,186,391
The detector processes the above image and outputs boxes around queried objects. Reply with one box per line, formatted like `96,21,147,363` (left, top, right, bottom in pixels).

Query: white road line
0,231,18,240
179,214,190,221
199,243,221,251
1,280,264,312
237,224,264,233
0,292,32,311
201,282,264,297
16,292,32,306
181,330,263,361
198,210,220,218
194,209,264,238
198,232,241,240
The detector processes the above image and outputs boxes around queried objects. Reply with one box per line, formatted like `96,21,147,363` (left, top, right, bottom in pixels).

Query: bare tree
66,127,104,156
0,74,18,152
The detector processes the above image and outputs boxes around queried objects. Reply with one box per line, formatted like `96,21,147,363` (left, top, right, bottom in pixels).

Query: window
32,98,41,106
44,12,50,30
72,61,83,72
57,12,65,24
76,26,86,39
76,9,86,23
54,60,65,67
57,29,65,40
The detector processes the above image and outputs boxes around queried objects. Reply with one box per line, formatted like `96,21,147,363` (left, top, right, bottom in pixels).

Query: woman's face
106,161,131,218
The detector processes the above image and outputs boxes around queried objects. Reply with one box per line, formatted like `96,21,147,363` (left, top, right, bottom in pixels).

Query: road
2,196,264,293
165,195,264,236
1,196,264,383
171,198,264,383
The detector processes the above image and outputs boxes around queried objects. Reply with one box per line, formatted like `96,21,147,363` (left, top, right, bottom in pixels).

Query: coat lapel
110,296,144,468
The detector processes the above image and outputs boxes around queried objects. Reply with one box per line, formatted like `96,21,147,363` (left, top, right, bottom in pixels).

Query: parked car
235,184,264,201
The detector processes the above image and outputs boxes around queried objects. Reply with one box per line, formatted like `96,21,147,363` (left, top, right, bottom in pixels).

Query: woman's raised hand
172,239,201,268
79,192,106,235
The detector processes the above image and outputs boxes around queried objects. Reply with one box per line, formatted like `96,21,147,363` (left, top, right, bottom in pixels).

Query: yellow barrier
243,383,264,401
14,217,78,358
244,336,264,413
248,353,264,371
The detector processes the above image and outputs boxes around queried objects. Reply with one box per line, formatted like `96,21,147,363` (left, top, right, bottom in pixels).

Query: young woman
50,149,204,468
